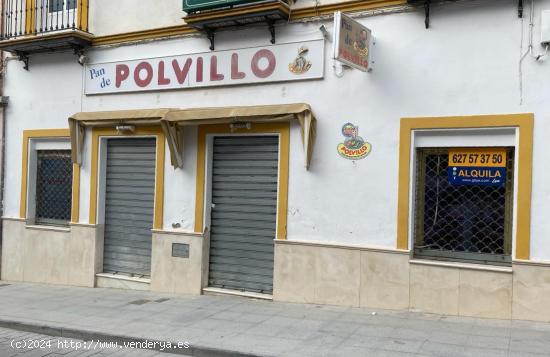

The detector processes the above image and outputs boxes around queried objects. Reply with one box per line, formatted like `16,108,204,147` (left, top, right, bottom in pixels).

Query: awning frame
68,104,316,169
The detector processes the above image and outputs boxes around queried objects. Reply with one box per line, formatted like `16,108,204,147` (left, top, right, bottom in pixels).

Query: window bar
23,0,27,35
66,0,70,29
33,0,37,33
45,0,49,32
72,0,76,30
1,0,5,40
19,0,23,36
5,0,11,39
55,0,59,30
10,0,14,38
39,0,43,33
14,0,19,37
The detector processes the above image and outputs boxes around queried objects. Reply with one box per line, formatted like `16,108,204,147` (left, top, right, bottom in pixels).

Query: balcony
183,0,291,50
0,0,92,63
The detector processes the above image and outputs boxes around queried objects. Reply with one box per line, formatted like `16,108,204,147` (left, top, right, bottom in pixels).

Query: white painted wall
5,0,550,259
89,0,186,36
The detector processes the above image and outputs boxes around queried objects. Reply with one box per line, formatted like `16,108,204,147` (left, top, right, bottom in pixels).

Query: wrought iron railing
1,0,89,40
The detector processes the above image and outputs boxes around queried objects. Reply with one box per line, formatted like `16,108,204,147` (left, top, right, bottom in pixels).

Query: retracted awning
69,108,173,164
162,103,316,169
69,103,316,169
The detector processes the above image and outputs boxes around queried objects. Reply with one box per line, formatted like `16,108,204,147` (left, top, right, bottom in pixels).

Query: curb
0,318,260,357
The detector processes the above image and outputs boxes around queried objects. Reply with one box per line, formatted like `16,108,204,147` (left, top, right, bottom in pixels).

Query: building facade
1,0,550,322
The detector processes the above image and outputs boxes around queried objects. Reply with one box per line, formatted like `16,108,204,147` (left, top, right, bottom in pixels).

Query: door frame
89,127,165,229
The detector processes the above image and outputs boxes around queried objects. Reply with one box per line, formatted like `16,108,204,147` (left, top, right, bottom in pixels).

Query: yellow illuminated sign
448,148,507,168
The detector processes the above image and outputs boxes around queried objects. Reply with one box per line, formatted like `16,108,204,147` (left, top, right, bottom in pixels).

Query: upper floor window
48,0,77,13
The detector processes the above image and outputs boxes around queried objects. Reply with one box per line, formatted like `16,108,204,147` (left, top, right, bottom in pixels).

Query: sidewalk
0,282,549,357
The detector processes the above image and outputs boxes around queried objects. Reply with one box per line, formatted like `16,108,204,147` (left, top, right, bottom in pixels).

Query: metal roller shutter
209,136,279,294
103,138,156,277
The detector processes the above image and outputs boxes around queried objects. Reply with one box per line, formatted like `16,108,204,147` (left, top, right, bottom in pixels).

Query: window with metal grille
413,147,514,265
35,150,73,226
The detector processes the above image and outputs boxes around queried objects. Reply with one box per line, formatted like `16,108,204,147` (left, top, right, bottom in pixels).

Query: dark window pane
48,0,76,12
35,150,73,225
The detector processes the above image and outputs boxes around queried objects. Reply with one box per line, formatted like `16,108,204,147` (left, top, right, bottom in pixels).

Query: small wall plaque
172,243,190,258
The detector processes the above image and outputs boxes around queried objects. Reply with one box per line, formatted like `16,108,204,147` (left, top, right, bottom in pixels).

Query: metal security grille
35,150,73,225
413,148,514,265
103,138,156,277
209,136,279,294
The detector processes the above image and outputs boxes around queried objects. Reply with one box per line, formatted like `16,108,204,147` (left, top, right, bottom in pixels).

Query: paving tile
374,338,424,354
418,341,466,357
466,335,509,350
463,347,508,357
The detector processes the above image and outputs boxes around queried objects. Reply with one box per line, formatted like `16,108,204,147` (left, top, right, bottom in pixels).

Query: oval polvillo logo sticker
337,123,372,160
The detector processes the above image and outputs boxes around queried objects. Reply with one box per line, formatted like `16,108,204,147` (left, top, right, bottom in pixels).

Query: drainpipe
0,2,9,276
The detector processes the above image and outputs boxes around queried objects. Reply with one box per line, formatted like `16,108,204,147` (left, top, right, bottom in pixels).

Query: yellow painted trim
89,127,165,230
291,0,405,18
71,163,81,223
91,0,405,46
397,114,534,260
25,0,36,34
77,0,89,31
19,129,80,222
194,123,290,239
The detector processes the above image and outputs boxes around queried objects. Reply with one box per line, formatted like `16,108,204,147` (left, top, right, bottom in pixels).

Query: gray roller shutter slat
107,154,156,161
212,197,276,206
213,168,278,175
209,271,273,285
214,137,278,145
210,243,274,256
213,190,277,199
105,225,152,236
208,136,278,294
212,211,275,221
214,145,278,153
211,226,275,237
107,173,156,181
213,152,279,161
213,175,278,183
106,193,154,203
210,247,274,260
213,204,277,214
209,253,273,265
210,233,275,244
211,218,275,231
107,178,156,186
106,166,155,175
108,146,157,153
213,161,278,168
106,185,154,194
105,205,154,215
103,138,155,277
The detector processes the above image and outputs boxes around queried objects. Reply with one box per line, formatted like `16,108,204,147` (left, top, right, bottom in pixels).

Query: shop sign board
447,148,507,187
332,11,372,72
84,40,324,95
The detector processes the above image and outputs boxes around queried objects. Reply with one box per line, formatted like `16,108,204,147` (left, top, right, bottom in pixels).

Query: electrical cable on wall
519,0,548,105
